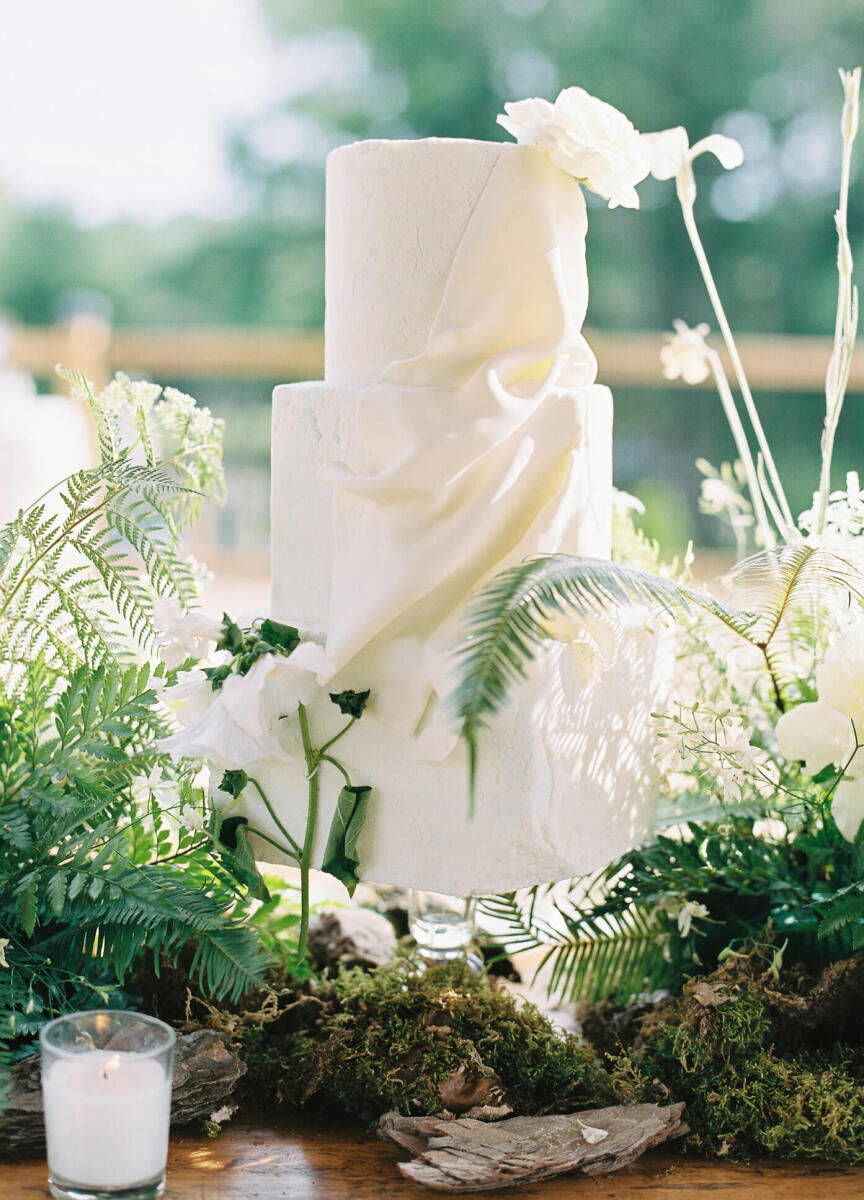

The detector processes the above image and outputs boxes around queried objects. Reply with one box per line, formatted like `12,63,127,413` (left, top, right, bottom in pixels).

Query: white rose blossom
158,641,333,773
0,938,9,969
497,86,652,209
776,614,864,840
153,597,224,669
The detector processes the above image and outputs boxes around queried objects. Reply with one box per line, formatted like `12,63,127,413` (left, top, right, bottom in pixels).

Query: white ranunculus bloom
831,776,864,843
775,700,856,778
644,125,743,207
153,597,224,669
660,319,713,385
497,86,652,209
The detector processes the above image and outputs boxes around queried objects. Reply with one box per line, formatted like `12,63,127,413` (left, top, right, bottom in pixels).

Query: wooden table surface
4,1113,864,1200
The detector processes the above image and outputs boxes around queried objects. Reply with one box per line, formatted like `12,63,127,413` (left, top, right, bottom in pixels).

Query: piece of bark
437,1063,505,1114
307,907,397,972
379,1102,687,1192
0,1029,245,1158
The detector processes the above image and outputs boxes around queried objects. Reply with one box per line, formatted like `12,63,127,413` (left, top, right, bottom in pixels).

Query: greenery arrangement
0,374,275,1061
460,68,864,1007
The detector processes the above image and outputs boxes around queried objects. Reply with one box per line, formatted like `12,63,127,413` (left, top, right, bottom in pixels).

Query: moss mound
616,951,864,1162
238,958,609,1120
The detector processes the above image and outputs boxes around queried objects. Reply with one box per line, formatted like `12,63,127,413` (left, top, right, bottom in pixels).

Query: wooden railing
6,316,862,393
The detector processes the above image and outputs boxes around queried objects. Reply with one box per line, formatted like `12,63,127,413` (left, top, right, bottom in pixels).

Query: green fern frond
453,555,722,798
482,886,671,1005
454,548,864,796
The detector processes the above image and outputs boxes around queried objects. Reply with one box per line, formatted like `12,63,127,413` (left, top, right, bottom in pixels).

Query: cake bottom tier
252,379,671,895
235,618,672,896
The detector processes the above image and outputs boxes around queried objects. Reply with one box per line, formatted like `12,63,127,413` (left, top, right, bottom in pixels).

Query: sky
0,0,300,225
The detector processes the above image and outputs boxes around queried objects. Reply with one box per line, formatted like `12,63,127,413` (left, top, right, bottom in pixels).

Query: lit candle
40,1011,175,1200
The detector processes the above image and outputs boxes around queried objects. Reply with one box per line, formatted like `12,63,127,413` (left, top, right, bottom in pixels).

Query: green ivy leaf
259,619,300,654
219,769,248,798
329,689,371,719
218,816,270,901
204,664,232,691
321,785,371,896
217,614,245,655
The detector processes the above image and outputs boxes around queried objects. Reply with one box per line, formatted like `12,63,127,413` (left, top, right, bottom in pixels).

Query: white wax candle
43,1049,172,1188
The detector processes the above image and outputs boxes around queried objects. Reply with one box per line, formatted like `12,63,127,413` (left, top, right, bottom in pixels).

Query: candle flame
100,1053,122,1080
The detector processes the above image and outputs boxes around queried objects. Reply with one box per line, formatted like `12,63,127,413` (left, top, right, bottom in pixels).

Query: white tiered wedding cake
249,135,670,896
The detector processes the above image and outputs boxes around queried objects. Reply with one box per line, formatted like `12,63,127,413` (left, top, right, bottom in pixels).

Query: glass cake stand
408,890,485,973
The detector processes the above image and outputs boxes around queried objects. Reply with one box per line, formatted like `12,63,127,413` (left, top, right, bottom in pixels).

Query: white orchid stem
680,201,796,540
757,453,790,539
706,347,775,548
814,67,861,536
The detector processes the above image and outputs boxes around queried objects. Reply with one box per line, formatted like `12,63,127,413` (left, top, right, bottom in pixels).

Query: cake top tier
324,137,592,388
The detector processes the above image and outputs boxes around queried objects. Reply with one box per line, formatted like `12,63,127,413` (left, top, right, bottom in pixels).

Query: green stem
296,702,318,962
248,777,302,858
318,717,357,757
318,755,353,788
244,826,301,863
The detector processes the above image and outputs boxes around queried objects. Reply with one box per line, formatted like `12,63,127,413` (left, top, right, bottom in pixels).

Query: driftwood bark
0,1029,245,1158
379,1102,687,1192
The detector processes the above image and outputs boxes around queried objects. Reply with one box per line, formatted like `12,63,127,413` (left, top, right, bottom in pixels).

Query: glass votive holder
408,890,484,972
40,1010,175,1200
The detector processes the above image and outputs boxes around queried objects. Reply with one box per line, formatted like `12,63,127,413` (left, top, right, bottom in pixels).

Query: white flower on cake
497,86,652,208
776,615,864,840
645,125,743,208
153,597,224,669
660,319,712,385
158,639,332,772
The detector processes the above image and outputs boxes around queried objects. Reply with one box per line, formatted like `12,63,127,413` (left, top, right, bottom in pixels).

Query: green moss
238,958,609,1120
614,951,864,1163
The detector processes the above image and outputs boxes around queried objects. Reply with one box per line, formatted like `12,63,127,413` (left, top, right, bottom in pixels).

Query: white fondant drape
321,146,608,745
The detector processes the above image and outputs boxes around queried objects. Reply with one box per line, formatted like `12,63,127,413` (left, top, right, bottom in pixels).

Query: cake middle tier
272,379,613,638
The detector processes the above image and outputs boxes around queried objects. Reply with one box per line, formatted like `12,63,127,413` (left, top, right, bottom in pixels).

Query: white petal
689,134,744,170
289,640,334,679
577,1122,609,1144
775,701,854,775
496,97,556,142
832,774,864,842
644,127,690,180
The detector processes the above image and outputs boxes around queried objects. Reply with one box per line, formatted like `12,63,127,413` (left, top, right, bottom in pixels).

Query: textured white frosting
325,139,593,387
258,135,671,893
